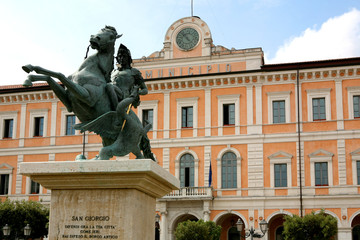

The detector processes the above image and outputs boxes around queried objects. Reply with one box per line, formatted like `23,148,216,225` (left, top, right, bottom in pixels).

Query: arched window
228,226,240,240
275,226,284,240
180,154,194,187
353,225,360,240
222,152,237,188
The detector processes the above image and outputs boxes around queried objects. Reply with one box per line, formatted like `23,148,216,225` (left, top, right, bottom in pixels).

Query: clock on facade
176,27,200,51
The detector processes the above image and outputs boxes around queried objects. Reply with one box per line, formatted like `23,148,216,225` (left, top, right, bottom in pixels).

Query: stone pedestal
19,159,179,240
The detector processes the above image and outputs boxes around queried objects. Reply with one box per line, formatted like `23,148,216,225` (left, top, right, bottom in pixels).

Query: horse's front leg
24,75,72,112
22,64,91,105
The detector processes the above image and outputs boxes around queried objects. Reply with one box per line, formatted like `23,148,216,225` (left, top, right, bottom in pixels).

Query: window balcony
161,187,213,200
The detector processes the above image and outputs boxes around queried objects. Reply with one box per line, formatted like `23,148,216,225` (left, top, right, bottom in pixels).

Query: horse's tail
141,122,156,161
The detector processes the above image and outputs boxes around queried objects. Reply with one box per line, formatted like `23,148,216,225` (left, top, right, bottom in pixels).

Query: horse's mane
104,25,119,39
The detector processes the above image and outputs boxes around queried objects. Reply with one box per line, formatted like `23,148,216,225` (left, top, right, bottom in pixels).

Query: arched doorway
352,214,360,240
172,213,199,238
268,214,286,240
275,226,284,240
215,213,244,240
228,226,240,240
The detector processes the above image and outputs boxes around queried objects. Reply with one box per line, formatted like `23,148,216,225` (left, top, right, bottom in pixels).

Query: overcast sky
0,0,360,86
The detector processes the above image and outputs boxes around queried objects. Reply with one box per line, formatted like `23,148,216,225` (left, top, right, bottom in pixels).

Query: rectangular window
312,98,326,121
33,117,44,137
66,115,76,135
273,100,286,123
3,119,13,138
142,109,153,129
181,107,193,128
357,161,360,185
315,162,328,186
223,104,235,125
0,174,9,195
274,164,287,187
30,180,40,194
354,95,360,118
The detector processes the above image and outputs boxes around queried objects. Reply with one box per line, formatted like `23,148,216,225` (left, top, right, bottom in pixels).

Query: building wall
1,16,360,240
1,64,360,239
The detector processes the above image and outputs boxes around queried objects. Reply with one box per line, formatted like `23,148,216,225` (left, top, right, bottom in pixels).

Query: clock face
176,28,200,51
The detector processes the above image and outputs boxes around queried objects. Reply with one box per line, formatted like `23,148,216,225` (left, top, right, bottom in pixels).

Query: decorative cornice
0,67,358,98
0,90,57,104
145,66,360,92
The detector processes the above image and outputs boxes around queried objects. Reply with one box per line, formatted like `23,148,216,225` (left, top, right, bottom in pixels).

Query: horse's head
90,26,122,52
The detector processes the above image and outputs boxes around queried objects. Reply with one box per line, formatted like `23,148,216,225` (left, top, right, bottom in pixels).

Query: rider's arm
132,68,148,95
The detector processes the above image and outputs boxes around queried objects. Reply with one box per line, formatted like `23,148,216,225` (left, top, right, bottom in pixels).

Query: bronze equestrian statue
22,26,155,161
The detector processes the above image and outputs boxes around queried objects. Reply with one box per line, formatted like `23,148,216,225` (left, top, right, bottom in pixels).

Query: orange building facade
1,17,360,239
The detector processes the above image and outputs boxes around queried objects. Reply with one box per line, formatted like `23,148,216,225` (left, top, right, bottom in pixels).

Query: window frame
0,111,17,140
268,151,292,188
60,108,79,136
272,100,286,124
176,97,198,138
142,109,154,129
274,163,287,187
216,147,242,191
309,149,333,187
217,94,240,136
353,95,360,118
65,114,76,136
0,163,13,195
3,119,14,139
30,179,40,194
306,88,331,122
26,177,42,195
29,109,48,138
221,151,238,189
179,153,195,187
138,100,159,138
181,106,193,128
175,149,199,187
347,86,360,119
351,148,360,185
312,97,326,121
223,103,235,126
267,91,291,124
357,161,360,185
314,162,328,186
0,174,9,195
33,116,44,137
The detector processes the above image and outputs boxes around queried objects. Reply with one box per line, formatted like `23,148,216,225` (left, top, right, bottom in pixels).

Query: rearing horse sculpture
22,26,121,147
22,26,155,160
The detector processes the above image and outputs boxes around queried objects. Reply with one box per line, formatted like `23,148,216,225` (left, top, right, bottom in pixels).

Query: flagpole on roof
191,0,194,17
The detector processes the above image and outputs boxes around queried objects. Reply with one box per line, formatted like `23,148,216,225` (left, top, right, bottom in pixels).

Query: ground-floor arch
267,213,287,240
214,212,246,240
169,213,199,240
352,213,360,240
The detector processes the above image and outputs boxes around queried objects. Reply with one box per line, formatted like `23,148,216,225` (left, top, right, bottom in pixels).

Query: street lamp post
2,224,32,240
24,224,32,240
2,224,11,239
236,218,268,240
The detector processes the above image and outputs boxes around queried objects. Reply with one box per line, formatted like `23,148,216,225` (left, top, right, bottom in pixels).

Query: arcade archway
215,213,245,240
352,213,360,240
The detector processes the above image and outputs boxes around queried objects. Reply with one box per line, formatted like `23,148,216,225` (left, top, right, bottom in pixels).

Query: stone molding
19,159,179,198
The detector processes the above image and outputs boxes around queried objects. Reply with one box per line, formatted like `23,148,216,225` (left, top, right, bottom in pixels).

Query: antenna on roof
191,0,194,16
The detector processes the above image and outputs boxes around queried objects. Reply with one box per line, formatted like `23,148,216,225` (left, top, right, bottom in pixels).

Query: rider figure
105,44,155,161
107,44,148,110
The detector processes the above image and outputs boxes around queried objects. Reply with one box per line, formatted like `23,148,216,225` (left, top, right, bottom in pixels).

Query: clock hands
184,34,191,42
